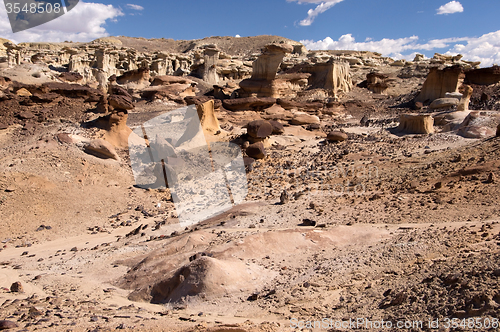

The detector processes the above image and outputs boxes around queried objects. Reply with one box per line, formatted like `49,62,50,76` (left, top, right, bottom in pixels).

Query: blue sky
1,0,500,66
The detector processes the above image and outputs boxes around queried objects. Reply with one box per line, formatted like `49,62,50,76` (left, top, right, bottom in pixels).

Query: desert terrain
0,35,499,331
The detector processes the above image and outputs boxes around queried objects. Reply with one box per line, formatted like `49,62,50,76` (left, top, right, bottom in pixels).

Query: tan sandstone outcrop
203,45,220,85
397,114,435,134
196,100,221,136
415,66,464,103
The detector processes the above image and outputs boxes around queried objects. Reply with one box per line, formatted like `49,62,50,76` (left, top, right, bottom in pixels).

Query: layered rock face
415,65,464,103
202,45,220,85
302,57,352,96
465,66,500,85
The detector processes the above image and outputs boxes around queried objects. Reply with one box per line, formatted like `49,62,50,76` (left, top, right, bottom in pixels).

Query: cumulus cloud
436,1,464,15
0,1,123,43
126,4,144,11
301,30,500,67
287,0,344,26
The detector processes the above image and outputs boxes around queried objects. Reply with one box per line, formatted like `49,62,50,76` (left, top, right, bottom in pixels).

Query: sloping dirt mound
128,256,267,304
116,35,301,56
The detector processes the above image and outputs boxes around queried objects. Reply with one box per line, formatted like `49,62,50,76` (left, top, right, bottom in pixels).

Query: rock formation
415,66,464,103
239,43,296,98
202,45,220,85
465,66,500,85
456,85,473,113
397,114,435,134
327,131,348,142
196,100,220,136
366,72,390,94
303,57,352,96
457,111,500,139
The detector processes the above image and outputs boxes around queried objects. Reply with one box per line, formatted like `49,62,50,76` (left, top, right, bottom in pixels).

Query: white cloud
287,0,344,26
301,30,500,67
0,1,123,43
436,1,463,15
126,4,144,11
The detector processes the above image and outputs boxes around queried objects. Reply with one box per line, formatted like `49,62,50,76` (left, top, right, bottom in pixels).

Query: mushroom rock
238,43,296,98
203,45,220,85
251,44,294,81
415,65,464,103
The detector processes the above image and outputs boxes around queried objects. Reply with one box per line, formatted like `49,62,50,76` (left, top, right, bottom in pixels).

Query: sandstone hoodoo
202,45,220,85
246,141,267,159
415,65,464,104
397,114,435,134
2,35,500,332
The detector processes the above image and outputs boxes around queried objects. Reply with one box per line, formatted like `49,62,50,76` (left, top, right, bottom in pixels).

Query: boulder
59,72,83,83
84,139,121,160
10,281,23,293
151,75,193,86
415,65,464,103
141,84,196,102
15,88,32,97
291,113,320,125
429,98,459,109
497,123,500,137
444,92,462,99
433,110,470,131
108,94,134,110
457,111,500,139
246,142,266,159
222,97,276,111
185,96,222,109
465,66,500,85
109,85,133,99
247,120,273,139
0,320,18,330
196,100,220,135
277,99,323,110
31,93,60,103
327,131,348,142
397,114,435,134
269,120,285,135
41,82,102,100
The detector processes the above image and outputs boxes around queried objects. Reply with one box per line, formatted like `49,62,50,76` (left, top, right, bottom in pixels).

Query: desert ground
0,36,499,331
